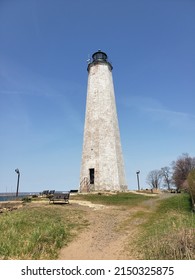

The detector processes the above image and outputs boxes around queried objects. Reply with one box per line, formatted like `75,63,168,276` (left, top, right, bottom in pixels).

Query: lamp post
15,168,20,197
136,170,140,191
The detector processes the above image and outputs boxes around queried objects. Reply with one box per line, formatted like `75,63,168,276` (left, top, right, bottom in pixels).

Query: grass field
71,192,156,206
135,193,195,259
0,192,194,260
0,205,88,260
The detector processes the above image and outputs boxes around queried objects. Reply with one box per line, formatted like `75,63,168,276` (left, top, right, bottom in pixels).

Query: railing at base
80,177,90,192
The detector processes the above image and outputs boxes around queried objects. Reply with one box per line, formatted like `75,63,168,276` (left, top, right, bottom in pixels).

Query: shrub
187,169,195,211
22,197,32,203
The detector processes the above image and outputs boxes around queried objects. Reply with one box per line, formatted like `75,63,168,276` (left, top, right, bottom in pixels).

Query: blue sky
0,0,194,193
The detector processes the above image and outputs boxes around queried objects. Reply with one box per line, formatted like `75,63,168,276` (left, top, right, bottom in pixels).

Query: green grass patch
136,194,195,259
0,206,88,260
156,193,192,214
72,192,156,207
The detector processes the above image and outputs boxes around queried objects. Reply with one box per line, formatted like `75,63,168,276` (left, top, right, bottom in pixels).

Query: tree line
146,153,195,195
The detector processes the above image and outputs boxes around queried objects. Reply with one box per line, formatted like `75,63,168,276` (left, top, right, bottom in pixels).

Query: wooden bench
49,192,70,204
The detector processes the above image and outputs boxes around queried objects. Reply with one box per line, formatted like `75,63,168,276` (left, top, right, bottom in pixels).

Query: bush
22,197,32,203
187,170,195,210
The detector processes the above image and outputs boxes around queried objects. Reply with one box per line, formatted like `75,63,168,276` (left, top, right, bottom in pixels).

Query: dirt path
59,204,135,260
58,193,173,260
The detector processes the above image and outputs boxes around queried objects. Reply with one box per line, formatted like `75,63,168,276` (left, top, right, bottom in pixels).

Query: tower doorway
89,168,95,184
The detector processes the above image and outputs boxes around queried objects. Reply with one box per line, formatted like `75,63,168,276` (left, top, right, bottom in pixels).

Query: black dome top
87,50,113,71
92,50,108,62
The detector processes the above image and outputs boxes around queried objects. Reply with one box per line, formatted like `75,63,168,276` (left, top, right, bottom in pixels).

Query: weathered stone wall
80,61,127,192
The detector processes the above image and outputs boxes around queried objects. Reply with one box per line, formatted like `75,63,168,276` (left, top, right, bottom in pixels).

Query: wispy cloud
145,107,195,129
123,96,195,130
0,56,85,135
0,58,62,98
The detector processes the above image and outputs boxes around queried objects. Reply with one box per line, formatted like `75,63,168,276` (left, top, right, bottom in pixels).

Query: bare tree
172,153,195,191
146,169,162,189
160,166,172,190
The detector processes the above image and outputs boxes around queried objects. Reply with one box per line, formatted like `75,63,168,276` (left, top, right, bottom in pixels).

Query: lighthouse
80,50,127,192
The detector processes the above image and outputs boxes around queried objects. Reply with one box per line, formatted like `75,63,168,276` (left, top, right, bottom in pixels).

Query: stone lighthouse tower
80,50,127,192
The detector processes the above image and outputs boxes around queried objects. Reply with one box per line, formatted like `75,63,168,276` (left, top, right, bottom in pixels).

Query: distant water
0,192,34,202
0,196,17,202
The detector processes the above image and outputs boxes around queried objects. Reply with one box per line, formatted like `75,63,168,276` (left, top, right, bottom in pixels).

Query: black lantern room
87,50,113,71
92,50,108,62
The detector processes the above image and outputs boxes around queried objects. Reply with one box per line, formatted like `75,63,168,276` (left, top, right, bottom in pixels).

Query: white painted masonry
80,51,127,192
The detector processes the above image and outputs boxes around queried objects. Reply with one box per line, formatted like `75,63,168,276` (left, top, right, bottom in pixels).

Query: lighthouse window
89,168,95,184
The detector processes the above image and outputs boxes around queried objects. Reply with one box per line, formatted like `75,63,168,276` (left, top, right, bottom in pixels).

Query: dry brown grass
136,194,195,259
144,228,195,260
